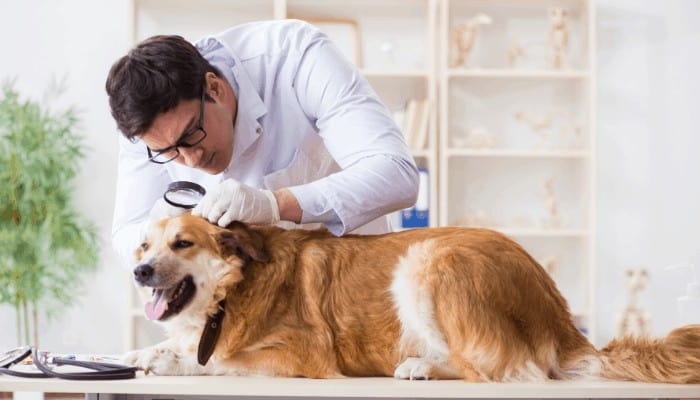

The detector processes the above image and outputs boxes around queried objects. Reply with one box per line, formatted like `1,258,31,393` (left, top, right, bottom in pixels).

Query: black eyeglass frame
146,85,208,164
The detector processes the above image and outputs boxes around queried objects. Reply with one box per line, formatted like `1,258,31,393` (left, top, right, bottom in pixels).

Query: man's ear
216,222,270,263
205,72,227,102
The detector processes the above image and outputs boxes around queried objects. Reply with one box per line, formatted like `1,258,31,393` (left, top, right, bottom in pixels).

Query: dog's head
133,214,269,322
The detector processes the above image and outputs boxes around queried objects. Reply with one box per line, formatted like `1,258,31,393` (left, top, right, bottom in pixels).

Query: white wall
595,0,700,344
0,0,132,353
0,0,698,353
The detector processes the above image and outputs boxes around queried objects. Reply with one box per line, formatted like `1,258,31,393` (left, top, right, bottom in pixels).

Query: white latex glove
192,179,280,227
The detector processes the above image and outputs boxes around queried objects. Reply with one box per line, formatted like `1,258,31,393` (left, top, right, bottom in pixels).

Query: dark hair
105,35,221,140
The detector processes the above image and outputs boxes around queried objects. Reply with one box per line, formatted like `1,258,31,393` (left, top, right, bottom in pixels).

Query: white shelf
454,227,589,238
440,0,597,340
448,68,591,79
497,228,590,238
361,69,429,79
411,148,434,158
446,148,589,158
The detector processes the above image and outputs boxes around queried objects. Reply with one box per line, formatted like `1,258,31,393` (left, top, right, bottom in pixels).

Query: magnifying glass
163,181,206,209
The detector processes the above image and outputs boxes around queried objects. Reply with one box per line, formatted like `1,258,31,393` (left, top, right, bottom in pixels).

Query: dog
124,214,700,382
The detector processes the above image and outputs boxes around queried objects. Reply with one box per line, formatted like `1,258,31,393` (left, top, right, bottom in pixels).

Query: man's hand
192,179,280,227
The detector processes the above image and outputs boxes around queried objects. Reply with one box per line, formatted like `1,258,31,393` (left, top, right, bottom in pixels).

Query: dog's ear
216,222,270,263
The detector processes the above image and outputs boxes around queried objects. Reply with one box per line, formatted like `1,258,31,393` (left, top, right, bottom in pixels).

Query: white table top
1,374,700,398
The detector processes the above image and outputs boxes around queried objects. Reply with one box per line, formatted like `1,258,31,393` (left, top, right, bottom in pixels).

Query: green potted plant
0,82,99,347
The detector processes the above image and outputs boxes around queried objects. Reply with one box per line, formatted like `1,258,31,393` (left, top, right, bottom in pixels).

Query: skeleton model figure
514,107,582,149
616,268,651,337
548,7,569,69
451,13,492,68
515,110,553,148
451,126,499,149
507,38,525,68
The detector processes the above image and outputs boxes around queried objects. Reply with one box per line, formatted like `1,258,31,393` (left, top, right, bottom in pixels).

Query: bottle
668,258,700,325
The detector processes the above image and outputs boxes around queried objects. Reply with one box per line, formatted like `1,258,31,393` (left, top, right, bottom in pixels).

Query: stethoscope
0,346,137,380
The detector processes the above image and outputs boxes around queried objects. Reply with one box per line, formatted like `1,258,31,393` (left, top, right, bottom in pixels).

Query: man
106,19,419,266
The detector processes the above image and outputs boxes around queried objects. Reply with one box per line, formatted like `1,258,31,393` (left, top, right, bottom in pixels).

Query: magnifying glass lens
163,181,206,209
164,189,203,208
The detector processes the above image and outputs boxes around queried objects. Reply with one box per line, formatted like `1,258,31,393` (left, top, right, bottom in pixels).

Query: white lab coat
112,20,419,267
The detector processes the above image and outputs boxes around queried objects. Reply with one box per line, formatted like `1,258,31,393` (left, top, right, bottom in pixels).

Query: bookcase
439,0,596,340
125,0,596,350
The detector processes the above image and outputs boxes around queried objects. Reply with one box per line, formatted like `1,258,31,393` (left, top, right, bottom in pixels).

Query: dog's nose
134,264,154,284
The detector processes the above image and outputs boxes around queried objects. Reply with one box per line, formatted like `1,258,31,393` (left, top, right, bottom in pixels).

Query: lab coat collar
229,70,266,166
217,41,267,167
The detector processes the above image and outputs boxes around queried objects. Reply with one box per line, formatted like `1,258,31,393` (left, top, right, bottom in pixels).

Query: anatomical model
548,7,569,69
616,267,651,337
451,13,493,68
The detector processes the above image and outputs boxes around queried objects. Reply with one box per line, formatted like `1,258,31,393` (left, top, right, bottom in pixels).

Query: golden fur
124,214,700,383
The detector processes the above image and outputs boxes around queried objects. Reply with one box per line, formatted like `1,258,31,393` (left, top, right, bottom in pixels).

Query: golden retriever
124,214,700,382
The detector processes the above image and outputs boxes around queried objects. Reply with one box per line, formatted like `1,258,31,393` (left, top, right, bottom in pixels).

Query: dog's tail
598,324,700,383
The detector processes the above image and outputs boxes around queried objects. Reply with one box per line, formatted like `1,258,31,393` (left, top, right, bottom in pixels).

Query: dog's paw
394,357,435,380
121,349,141,367
121,347,182,375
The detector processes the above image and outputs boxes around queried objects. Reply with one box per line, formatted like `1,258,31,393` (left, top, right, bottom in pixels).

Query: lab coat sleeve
111,135,170,269
289,30,419,235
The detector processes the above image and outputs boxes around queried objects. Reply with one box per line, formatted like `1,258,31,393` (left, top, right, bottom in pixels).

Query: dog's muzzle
134,263,154,285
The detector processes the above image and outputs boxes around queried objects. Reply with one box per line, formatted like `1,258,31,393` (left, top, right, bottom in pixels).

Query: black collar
197,300,226,366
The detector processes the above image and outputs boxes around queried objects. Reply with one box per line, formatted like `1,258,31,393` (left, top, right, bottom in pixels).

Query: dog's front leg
122,340,210,376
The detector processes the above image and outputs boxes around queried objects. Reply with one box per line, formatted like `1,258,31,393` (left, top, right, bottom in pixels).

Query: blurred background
0,0,699,354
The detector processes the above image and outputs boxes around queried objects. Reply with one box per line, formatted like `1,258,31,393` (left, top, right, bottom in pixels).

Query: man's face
141,77,237,175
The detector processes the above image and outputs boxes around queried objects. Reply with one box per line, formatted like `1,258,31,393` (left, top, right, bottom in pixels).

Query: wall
595,0,700,344
0,0,698,353
0,0,131,353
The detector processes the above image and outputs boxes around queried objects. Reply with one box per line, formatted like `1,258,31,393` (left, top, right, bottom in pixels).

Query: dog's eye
173,240,193,250
140,242,149,251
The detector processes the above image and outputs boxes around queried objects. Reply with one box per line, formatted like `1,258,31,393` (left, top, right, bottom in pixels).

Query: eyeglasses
147,85,208,164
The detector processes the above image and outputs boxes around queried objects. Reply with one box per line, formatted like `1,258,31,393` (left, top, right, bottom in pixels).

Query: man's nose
178,146,203,168
134,263,154,284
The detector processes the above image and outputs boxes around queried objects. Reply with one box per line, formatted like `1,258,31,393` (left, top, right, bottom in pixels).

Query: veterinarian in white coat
108,20,419,267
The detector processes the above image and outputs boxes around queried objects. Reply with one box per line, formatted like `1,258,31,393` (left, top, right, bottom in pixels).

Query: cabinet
439,0,596,339
125,0,596,350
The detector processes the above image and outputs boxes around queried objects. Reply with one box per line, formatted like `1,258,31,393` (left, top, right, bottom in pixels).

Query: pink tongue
145,294,167,320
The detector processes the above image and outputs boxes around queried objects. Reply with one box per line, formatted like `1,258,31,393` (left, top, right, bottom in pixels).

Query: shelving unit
439,0,596,339
126,0,439,351
124,0,597,350
448,68,590,79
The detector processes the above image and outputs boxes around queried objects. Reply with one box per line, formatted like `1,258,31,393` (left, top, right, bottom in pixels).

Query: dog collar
197,300,226,366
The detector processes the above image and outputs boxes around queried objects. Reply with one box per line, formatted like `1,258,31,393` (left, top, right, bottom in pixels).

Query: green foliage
0,82,99,345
